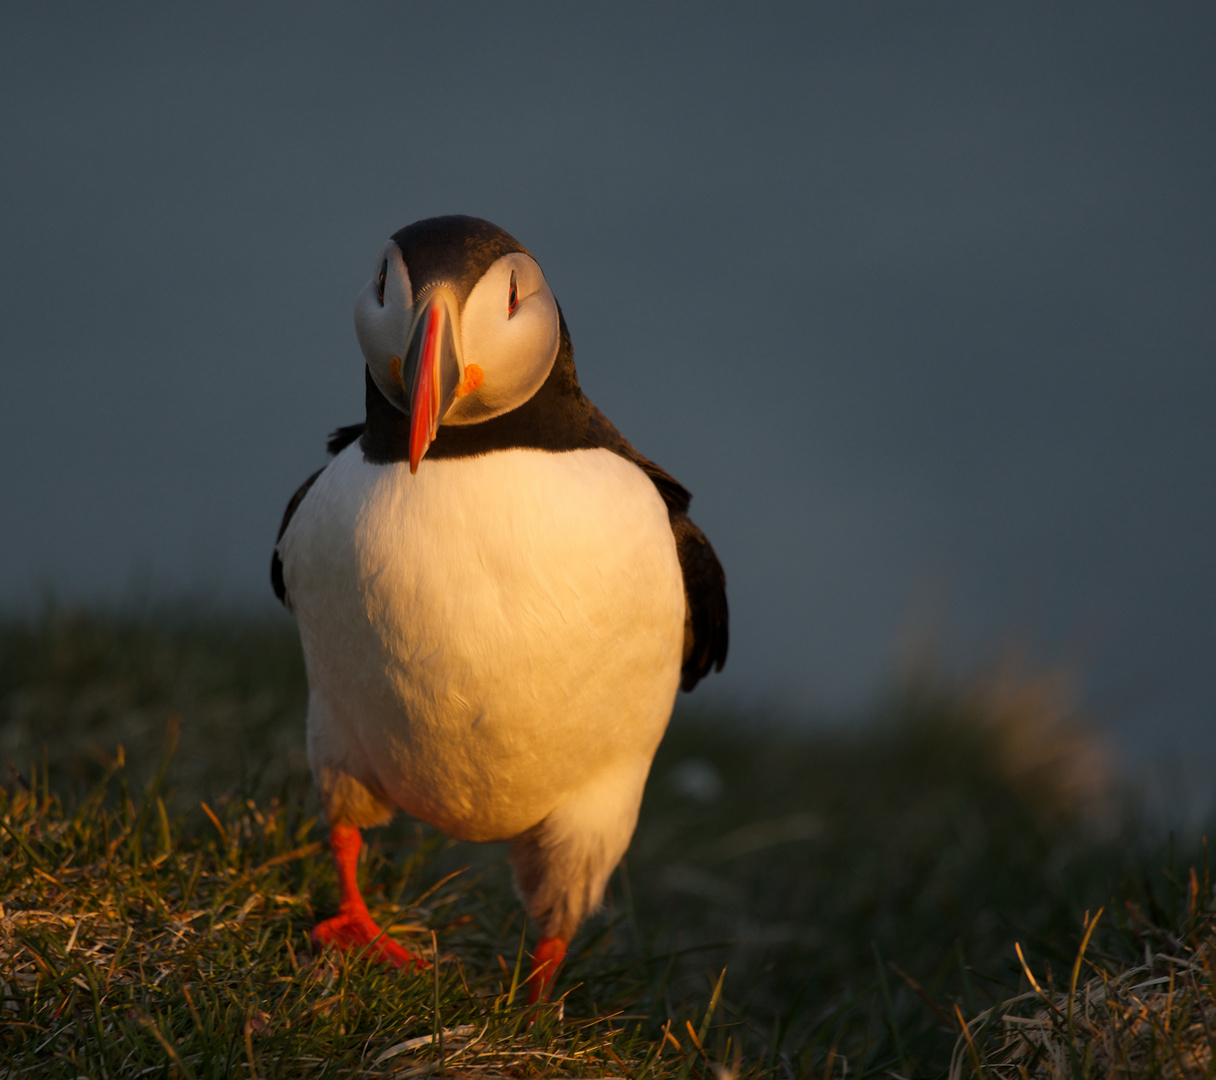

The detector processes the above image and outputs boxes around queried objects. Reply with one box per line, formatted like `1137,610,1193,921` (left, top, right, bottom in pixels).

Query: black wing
270,424,365,606
628,451,728,692
583,404,729,691
669,510,729,691
270,469,321,606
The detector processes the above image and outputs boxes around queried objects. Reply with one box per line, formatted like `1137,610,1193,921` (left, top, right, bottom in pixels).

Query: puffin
271,215,727,1002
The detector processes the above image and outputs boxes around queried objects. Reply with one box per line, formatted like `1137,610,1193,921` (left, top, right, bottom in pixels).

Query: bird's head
353,216,561,473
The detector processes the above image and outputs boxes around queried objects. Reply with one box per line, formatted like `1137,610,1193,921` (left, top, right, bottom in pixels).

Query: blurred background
2,3,1214,812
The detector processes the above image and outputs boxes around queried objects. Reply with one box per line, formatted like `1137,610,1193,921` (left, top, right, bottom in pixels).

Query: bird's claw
310,910,428,969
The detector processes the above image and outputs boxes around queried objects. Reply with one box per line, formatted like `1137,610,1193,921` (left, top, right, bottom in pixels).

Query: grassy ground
1,606,1213,1077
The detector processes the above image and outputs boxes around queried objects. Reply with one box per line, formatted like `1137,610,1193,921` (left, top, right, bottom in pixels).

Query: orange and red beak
399,290,462,474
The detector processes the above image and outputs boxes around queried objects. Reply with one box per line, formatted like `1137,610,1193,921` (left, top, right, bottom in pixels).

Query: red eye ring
507,269,518,316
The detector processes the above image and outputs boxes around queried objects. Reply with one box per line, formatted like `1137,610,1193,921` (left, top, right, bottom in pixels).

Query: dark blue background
3,4,1213,802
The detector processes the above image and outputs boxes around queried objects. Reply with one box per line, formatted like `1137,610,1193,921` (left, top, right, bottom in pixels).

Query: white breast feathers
277,445,686,843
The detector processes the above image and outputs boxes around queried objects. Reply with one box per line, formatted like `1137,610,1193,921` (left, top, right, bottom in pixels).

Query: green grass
1,605,1212,1077
0,729,677,1078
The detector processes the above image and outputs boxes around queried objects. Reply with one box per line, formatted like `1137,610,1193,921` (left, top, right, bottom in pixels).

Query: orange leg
526,935,568,1004
311,824,425,968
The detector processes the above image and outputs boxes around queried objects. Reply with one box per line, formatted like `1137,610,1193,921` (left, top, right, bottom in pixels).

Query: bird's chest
279,445,685,833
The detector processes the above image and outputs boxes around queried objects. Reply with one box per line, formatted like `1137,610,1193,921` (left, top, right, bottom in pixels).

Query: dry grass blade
958,903,1216,1079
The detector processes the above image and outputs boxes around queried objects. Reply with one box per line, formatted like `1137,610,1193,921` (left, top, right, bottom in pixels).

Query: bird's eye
377,260,387,305
507,270,518,317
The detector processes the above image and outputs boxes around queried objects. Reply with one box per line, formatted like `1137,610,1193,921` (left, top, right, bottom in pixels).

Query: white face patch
353,241,414,412
443,252,560,425
353,244,560,425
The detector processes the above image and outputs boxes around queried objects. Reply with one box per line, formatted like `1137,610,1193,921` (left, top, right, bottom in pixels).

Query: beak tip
408,429,427,474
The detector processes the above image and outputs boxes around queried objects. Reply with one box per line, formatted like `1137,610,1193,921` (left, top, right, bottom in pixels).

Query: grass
952,855,1216,1078
0,726,675,1078
1,604,1213,1077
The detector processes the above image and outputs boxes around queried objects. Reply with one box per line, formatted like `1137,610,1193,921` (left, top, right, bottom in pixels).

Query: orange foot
311,906,425,968
311,823,427,969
